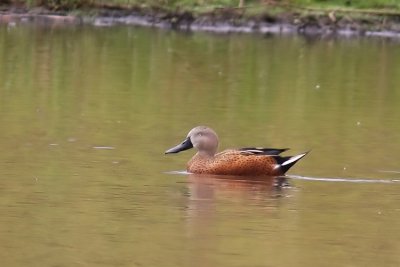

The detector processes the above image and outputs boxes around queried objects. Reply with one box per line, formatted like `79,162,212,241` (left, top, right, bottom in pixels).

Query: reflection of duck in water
165,126,308,176
187,174,289,201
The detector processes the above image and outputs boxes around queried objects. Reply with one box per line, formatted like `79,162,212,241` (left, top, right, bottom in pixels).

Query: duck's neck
196,150,215,158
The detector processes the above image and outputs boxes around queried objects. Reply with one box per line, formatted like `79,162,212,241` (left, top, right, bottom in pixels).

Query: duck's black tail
273,151,309,174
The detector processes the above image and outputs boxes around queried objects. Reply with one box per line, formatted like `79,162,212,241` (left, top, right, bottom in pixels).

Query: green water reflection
0,24,399,267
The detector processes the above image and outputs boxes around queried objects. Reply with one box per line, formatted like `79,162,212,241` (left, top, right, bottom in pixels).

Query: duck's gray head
165,126,219,156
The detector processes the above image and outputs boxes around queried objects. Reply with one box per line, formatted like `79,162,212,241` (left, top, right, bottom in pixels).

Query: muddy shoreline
1,5,400,38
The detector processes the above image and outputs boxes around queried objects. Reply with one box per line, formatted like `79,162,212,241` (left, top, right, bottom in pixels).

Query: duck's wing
238,147,289,155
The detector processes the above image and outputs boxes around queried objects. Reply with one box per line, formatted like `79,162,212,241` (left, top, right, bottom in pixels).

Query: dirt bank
1,4,400,38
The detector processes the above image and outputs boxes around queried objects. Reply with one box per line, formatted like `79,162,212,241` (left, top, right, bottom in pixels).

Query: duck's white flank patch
281,153,307,166
246,149,264,153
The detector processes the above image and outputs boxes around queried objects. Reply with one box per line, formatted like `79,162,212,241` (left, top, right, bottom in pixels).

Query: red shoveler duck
165,126,308,176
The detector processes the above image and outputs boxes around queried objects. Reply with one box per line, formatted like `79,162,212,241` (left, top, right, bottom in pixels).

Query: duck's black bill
165,137,193,154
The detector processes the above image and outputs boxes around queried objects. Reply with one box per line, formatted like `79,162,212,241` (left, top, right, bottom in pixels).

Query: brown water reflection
185,174,288,235
187,174,286,203
183,174,296,267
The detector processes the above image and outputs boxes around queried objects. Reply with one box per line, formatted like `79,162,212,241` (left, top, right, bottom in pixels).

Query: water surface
0,24,399,266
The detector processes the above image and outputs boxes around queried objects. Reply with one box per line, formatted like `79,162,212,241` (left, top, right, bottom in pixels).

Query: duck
165,126,308,176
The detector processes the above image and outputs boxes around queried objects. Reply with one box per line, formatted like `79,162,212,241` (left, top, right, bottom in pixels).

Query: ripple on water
287,175,400,184
166,171,400,184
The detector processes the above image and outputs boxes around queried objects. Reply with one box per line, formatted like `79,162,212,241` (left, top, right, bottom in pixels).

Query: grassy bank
1,0,400,11
1,0,400,37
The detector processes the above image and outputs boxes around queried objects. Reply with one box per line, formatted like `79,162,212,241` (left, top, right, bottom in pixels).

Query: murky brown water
0,24,399,266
